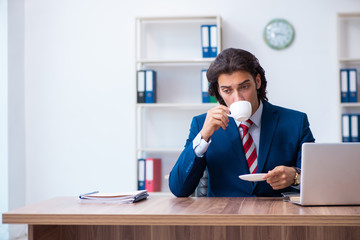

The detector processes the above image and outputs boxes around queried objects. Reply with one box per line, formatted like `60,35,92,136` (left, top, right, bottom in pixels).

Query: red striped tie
240,120,258,174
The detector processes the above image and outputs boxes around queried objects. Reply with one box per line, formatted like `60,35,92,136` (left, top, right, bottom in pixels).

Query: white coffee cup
228,101,252,122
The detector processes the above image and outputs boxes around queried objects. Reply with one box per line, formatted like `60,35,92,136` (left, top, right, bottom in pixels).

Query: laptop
291,142,360,206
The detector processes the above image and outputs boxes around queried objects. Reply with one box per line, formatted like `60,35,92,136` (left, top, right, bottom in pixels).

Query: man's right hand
200,105,230,142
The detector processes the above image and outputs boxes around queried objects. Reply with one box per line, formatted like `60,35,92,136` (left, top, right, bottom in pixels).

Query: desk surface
3,196,360,226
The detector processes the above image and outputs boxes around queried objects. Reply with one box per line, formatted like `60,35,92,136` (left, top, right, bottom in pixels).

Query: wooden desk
3,196,360,240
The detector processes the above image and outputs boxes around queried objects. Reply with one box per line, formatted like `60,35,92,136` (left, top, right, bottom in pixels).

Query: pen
79,191,99,199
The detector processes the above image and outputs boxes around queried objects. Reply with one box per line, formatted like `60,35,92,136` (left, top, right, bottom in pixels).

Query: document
79,190,149,203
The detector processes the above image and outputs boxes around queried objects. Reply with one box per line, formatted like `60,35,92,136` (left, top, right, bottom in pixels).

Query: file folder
137,158,145,190
201,69,210,103
342,114,351,142
145,70,157,103
145,158,162,192
137,70,146,103
209,25,218,57
351,114,360,142
340,69,349,103
201,25,210,58
348,69,358,103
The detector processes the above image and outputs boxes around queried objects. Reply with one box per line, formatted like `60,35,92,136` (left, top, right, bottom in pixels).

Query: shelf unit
337,13,360,142
135,16,222,192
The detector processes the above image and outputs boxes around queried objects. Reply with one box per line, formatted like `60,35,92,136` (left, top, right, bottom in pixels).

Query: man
169,48,315,197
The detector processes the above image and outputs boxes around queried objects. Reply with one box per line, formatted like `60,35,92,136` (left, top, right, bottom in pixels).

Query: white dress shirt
193,101,263,157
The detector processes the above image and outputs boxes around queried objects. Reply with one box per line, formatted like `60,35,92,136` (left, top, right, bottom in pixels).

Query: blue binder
209,25,218,58
348,69,358,103
201,25,210,58
340,69,349,103
342,114,351,142
351,114,360,142
145,70,157,103
201,69,210,103
138,158,145,190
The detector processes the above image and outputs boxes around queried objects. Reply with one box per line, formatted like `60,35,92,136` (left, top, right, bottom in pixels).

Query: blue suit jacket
169,101,315,197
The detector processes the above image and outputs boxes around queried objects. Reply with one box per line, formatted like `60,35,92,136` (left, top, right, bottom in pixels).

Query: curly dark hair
207,48,268,106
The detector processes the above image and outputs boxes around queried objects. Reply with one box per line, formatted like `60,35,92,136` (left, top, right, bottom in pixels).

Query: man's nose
234,91,245,102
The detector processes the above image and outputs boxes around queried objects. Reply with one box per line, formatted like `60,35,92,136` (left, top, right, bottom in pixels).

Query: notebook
290,143,360,206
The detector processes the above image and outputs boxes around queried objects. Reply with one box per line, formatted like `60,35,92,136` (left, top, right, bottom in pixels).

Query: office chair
192,170,208,197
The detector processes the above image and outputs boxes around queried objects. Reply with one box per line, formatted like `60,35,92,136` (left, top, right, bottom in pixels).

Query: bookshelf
135,16,222,193
337,13,360,142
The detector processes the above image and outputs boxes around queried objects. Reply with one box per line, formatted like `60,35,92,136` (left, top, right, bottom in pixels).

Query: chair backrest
193,170,208,197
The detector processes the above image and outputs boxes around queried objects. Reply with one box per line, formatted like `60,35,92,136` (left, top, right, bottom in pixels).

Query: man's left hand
262,166,296,190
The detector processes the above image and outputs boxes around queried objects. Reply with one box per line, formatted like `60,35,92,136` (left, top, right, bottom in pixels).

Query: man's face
218,70,261,116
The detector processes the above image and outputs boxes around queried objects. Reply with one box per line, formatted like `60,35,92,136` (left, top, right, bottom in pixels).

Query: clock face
263,19,295,50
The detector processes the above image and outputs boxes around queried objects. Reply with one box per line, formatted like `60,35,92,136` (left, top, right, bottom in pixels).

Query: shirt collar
235,101,263,128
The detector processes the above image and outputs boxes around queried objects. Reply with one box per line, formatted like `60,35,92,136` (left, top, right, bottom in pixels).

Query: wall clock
263,19,295,50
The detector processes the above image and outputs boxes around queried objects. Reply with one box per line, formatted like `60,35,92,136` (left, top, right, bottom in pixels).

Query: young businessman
169,48,315,197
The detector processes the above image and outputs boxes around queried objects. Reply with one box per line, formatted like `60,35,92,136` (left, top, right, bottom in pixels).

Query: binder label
210,25,218,57
138,71,145,92
351,116,358,135
202,71,208,92
349,69,358,102
342,114,350,142
340,69,348,103
201,25,210,58
138,160,145,181
146,160,153,181
201,26,209,47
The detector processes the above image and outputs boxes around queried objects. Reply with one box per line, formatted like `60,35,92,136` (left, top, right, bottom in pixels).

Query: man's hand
263,166,296,190
200,105,230,142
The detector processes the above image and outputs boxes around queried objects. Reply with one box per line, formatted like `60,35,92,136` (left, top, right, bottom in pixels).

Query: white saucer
239,173,266,182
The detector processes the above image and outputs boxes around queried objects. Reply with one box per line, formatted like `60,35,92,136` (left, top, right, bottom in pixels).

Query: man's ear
256,73,261,90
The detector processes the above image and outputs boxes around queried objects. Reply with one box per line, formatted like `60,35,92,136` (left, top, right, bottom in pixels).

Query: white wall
11,0,359,205
8,0,26,212
1,0,27,239
0,0,9,238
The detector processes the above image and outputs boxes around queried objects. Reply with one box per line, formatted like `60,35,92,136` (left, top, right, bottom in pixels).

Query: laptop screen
299,143,360,206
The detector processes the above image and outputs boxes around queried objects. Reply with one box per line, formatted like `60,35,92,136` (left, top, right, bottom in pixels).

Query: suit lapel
251,101,278,193
257,101,279,174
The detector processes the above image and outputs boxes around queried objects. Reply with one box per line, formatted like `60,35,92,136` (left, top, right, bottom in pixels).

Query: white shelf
337,14,360,60
337,13,360,142
137,103,218,109
338,13,360,18
137,148,183,153
136,15,220,23
135,15,222,193
137,58,215,65
339,58,360,63
136,15,222,62
341,103,360,107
